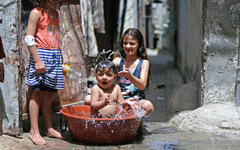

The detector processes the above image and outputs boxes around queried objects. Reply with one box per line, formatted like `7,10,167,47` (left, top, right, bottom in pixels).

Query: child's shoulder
92,84,100,89
114,84,121,90
142,59,149,63
142,59,150,65
30,8,40,17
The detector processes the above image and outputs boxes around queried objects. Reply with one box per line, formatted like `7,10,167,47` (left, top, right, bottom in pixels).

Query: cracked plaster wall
0,0,21,135
177,0,240,105
202,0,239,104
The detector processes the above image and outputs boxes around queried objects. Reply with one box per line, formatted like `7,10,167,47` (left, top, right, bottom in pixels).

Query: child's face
123,35,139,56
96,68,117,89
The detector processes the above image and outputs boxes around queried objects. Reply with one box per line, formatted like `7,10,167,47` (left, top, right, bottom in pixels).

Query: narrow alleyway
146,49,183,122
1,0,240,149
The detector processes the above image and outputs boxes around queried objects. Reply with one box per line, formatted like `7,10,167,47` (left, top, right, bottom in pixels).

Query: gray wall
176,0,203,105
177,0,239,105
0,0,21,135
177,0,203,82
201,0,239,104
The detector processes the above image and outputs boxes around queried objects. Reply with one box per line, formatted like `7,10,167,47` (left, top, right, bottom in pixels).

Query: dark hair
31,0,61,9
96,60,117,74
31,0,46,8
119,28,151,88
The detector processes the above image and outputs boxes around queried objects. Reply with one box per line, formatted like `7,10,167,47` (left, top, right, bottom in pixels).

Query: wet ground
2,120,240,150
1,49,240,149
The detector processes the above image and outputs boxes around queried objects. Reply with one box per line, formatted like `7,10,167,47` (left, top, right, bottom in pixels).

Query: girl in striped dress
25,0,64,145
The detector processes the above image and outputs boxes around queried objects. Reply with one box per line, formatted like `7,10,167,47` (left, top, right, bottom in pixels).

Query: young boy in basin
85,60,139,118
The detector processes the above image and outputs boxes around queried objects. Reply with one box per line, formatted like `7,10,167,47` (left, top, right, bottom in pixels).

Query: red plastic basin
60,105,141,144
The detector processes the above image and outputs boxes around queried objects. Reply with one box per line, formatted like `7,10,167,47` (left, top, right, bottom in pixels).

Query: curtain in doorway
81,0,98,57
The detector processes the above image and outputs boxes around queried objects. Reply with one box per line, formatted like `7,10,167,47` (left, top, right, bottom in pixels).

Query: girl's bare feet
28,132,46,145
46,128,66,139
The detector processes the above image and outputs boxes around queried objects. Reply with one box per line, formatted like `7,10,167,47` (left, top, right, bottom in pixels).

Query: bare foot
46,128,66,139
28,132,46,145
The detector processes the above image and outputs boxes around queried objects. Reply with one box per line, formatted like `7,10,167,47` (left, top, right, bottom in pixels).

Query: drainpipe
236,28,240,105
230,3,240,105
231,3,240,105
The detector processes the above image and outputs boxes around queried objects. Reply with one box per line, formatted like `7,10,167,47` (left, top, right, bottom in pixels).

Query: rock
167,82,198,113
169,102,240,133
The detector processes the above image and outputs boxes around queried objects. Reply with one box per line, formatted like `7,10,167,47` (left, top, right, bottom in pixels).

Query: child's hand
62,57,66,64
35,60,46,74
105,94,111,104
122,90,130,96
118,68,131,78
126,100,140,110
126,96,139,102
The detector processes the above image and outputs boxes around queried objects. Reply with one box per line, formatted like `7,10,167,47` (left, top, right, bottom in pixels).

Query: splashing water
133,107,145,119
95,49,115,65
62,64,87,100
66,68,83,82
95,101,144,121
89,49,125,72
68,68,85,99
111,101,145,120
85,120,89,129
132,96,145,119
112,102,129,120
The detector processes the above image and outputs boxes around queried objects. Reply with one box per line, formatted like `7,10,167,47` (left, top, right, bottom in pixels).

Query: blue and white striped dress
26,48,64,89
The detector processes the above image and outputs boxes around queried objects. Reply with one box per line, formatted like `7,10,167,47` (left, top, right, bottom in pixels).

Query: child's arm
116,85,125,105
118,60,149,90
117,84,138,106
112,57,121,68
90,85,110,111
25,9,46,74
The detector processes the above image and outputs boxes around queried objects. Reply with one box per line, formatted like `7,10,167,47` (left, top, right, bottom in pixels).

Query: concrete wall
201,0,239,104
177,0,203,83
176,0,203,106
177,0,239,105
0,0,21,135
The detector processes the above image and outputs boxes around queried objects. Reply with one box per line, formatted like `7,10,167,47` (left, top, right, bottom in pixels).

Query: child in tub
85,60,140,118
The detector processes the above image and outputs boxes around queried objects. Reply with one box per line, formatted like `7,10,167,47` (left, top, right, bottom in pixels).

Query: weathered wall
59,2,87,105
176,0,203,107
0,0,21,135
177,0,239,105
177,0,203,83
201,0,239,104
170,0,240,132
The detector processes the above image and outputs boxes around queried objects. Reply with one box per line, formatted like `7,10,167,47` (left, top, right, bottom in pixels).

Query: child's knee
140,100,154,115
99,105,116,118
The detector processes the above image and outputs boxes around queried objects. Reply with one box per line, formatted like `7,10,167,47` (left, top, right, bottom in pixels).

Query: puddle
149,141,179,150
151,127,177,134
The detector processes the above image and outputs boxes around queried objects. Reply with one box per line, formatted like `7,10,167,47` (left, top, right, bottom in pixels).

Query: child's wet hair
96,60,117,74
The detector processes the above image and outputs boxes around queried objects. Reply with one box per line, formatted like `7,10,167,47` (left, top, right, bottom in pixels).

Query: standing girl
113,28,154,117
25,0,64,145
